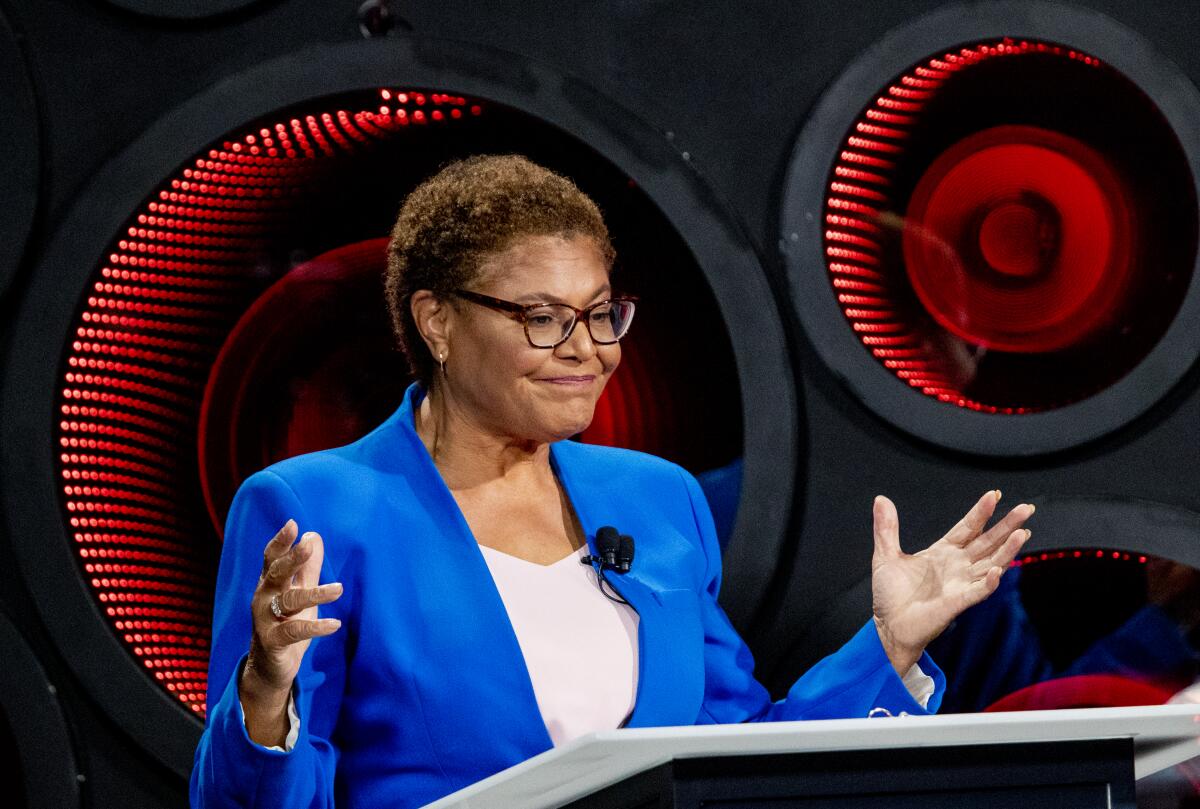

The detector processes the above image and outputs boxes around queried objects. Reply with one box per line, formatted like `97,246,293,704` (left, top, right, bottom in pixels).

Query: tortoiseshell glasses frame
451,289,638,349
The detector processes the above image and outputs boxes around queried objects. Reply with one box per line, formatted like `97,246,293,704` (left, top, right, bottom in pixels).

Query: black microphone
581,526,635,605
581,525,634,574
616,534,634,573
597,525,619,568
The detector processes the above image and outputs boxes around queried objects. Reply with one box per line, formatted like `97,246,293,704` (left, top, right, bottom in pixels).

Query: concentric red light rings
58,91,481,717
904,127,1132,353
822,39,1103,414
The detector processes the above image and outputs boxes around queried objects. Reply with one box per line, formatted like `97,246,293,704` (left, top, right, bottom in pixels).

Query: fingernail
1024,528,1032,540
994,489,1002,502
1028,504,1036,515
328,582,343,595
326,619,342,631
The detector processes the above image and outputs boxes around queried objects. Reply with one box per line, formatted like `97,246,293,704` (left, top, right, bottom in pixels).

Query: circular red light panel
822,38,1196,414
59,90,483,717
56,87,743,720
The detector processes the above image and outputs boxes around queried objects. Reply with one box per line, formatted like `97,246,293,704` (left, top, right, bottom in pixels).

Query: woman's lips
538,375,596,386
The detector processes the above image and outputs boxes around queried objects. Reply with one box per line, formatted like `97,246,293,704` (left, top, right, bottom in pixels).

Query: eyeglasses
451,289,637,349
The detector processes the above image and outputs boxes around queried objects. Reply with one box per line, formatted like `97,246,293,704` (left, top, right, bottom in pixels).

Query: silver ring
270,593,285,620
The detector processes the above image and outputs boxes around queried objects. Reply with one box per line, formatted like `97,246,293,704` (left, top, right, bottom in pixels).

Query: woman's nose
555,316,599,360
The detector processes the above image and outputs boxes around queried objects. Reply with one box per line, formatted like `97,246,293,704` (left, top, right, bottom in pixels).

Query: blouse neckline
478,542,589,569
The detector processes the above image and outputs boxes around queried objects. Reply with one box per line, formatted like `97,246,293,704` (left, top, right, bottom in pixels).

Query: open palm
870,492,1035,674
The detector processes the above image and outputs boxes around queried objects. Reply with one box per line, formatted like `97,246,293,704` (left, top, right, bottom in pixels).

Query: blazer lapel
551,442,705,728
380,384,556,761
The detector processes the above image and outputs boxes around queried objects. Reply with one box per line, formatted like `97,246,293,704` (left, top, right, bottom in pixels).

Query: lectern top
426,704,1200,809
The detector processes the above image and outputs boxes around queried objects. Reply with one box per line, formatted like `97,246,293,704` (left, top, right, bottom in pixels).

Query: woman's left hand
870,491,1035,675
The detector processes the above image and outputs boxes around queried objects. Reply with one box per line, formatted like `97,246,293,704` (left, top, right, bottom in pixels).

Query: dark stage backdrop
0,1,1198,807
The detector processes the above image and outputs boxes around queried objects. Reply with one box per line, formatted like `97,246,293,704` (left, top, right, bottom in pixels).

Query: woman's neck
414,383,552,491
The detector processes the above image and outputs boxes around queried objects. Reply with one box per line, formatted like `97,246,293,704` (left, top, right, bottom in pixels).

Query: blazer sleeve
675,468,947,724
190,470,345,809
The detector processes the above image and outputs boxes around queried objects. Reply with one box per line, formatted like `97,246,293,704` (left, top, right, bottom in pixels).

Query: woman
190,154,1034,808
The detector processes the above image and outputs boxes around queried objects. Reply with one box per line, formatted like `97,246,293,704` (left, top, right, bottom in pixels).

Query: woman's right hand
239,519,343,746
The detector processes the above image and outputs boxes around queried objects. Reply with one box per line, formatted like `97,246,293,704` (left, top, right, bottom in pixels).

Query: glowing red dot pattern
1011,549,1147,568
58,90,482,717
823,39,1102,414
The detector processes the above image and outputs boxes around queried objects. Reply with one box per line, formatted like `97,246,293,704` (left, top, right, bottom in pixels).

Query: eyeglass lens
526,300,635,348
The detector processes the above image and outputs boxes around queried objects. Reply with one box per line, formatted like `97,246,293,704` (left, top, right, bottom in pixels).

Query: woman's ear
410,290,452,358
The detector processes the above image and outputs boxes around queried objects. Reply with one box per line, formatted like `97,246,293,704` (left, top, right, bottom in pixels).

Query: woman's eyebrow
514,285,612,304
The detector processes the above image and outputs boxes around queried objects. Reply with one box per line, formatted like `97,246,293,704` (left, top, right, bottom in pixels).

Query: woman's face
445,233,621,444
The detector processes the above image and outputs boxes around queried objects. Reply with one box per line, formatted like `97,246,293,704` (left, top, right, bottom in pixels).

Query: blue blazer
191,382,945,808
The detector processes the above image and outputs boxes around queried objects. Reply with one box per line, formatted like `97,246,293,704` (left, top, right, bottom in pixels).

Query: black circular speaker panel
52,91,742,720
0,39,797,774
781,2,1200,455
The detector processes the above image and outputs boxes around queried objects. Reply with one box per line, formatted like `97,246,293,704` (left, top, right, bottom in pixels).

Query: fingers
263,532,319,588
961,525,1032,613
275,582,344,616
268,617,342,646
872,495,901,563
971,528,1030,576
969,503,1035,562
257,580,343,651
944,490,1001,547
295,531,326,590
960,565,1005,611
260,519,298,576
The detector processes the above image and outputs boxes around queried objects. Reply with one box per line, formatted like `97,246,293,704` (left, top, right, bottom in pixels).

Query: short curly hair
385,154,617,388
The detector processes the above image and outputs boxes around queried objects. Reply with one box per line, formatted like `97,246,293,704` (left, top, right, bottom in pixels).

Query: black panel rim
97,0,274,21
775,494,1200,688
0,611,81,808
780,0,1200,456
0,36,797,775
0,5,42,300
1014,495,1200,567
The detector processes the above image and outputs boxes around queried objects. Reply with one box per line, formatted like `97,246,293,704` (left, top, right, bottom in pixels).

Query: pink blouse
479,543,640,747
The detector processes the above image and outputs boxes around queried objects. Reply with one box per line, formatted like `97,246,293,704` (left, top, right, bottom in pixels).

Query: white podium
427,705,1200,809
